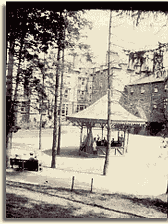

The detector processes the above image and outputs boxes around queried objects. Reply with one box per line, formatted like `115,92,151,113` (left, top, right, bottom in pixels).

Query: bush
146,122,166,136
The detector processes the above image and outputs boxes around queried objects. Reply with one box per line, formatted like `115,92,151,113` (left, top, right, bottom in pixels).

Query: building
90,52,130,105
120,45,168,126
120,74,168,123
76,67,93,112
90,46,168,135
16,65,93,128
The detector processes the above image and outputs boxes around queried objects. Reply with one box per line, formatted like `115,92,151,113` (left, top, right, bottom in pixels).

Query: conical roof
67,94,147,125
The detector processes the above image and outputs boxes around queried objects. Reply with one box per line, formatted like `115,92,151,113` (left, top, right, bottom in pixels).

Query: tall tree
6,5,92,168
103,10,112,175
6,39,15,167
57,47,65,155
6,6,61,167
51,10,64,168
51,10,92,162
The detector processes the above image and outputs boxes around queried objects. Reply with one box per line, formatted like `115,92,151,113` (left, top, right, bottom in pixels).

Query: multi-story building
16,64,94,127
90,51,130,105
90,45,168,135
76,68,92,112
120,45,168,127
120,74,168,123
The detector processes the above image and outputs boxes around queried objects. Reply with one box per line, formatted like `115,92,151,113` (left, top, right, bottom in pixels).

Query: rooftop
127,74,167,86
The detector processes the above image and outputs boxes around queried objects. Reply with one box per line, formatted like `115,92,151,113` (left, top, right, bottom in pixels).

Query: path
6,169,167,219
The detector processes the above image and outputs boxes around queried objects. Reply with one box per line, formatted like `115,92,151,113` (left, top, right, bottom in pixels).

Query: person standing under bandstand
93,137,97,155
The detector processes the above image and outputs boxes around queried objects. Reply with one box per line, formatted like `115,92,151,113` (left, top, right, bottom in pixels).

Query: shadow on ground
43,147,105,159
101,193,168,214
6,193,108,218
6,180,167,218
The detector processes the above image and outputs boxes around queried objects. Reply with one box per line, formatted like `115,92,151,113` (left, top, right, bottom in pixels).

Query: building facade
90,52,131,105
89,47,168,135
120,74,168,122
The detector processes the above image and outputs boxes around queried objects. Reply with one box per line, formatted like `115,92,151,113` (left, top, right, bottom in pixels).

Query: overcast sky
81,10,168,65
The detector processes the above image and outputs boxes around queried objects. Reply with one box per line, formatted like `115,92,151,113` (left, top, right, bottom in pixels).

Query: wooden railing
114,147,124,155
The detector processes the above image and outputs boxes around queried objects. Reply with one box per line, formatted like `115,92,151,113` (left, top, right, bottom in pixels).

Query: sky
81,10,168,65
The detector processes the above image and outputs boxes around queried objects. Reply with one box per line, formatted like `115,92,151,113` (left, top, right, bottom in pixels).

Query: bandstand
66,94,147,156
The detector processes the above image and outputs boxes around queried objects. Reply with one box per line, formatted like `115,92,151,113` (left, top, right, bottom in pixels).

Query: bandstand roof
66,94,147,128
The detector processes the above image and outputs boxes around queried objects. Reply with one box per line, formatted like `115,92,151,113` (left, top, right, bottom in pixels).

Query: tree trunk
39,53,45,150
13,38,24,126
6,39,15,168
51,47,61,168
103,10,112,176
39,113,42,150
57,47,64,155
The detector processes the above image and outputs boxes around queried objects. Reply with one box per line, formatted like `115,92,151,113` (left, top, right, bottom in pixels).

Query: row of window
130,84,168,94
58,104,68,116
152,98,168,109
78,90,85,95
78,77,85,82
78,77,86,86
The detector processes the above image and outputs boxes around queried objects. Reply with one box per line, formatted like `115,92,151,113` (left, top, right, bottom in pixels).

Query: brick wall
120,80,168,123
91,65,131,104
91,69,108,104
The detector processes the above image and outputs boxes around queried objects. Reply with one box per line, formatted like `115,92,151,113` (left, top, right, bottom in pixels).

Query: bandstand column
80,125,83,147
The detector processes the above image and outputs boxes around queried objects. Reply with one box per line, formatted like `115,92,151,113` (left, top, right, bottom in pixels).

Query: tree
6,5,93,168
50,10,92,166
51,10,64,168
6,6,62,167
57,48,65,155
103,10,112,176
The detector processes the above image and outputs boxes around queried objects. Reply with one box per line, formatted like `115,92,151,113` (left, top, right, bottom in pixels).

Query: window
165,83,168,91
80,105,85,111
154,87,158,93
62,109,65,115
65,89,68,93
77,105,85,112
81,91,84,95
61,104,68,116
130,87,134,93
66,105,68,115
82,81,84,85
140,86,145,94
164,98,168,108
21,101,26,112
82,78,85,81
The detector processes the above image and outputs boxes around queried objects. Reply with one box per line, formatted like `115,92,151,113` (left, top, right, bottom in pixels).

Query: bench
10,158,38,171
